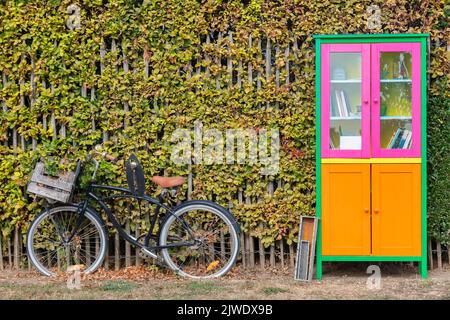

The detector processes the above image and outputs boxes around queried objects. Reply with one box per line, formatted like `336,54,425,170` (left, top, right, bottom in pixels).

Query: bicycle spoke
161,206,238,278
29,207,105,276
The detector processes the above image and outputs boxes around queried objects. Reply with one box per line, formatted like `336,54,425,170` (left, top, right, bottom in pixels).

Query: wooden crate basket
26,162,78,203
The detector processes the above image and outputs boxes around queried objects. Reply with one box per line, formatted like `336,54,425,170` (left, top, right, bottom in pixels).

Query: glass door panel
372,43,421,157
321,44,370,158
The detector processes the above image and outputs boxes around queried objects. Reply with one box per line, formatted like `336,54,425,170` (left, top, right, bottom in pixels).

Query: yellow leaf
206,260,220,271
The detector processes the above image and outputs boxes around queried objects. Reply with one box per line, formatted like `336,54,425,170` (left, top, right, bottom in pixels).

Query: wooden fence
0,33,448,273
1,226,450,272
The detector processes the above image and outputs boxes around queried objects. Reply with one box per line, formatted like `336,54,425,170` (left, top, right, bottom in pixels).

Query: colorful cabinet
314,34,428,279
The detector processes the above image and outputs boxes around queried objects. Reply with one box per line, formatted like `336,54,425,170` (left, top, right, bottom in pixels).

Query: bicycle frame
67,182,197,256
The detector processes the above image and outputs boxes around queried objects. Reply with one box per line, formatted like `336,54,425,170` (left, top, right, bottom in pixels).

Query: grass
418,279,434,288
186,281,220,295
262,287,289,295
0,267,449,300
100,280,137,292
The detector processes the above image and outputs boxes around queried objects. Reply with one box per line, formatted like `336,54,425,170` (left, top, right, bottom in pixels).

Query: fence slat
244,233,251,268
436,240,442,270
289,243,295,267
265,37,271,80
125,220,131,267
86,233,91,267
104,242,109,271
285,44,290,86
135,226,141,266
51,84,57,141
215,32,222,89
257,38,262,92
237,190,246,268
279,240,284,267
227,32,233,87
13,227,19,270
2,73,7,147
247,35,253,85
428,237,434,270
447,245,450,267
240,232,246,269
244,194,254,268
8,237,12,270
249,235,255,268
0,235,3,270
115,232,120,270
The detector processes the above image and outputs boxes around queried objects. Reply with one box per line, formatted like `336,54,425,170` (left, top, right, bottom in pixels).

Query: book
388,128,402,149
335,90,343,117
330,90,338,117
393,128,405,149
343,90,352,116
386,130,397,149
330,138,335,149
340,90,349,117
340,135,361,150
398,129,409,148
403,130,412,149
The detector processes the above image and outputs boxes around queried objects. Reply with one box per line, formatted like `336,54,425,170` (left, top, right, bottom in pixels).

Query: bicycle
26,146,241,279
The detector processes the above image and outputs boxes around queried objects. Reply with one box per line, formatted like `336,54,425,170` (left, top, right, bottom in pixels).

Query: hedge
0,0,448,246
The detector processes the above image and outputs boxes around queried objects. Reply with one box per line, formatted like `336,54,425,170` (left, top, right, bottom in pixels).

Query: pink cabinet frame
371,43,421,158
321,44,371,158
320,42,421,158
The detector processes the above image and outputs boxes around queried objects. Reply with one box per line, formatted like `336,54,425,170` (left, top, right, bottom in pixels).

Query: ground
0,263,449,300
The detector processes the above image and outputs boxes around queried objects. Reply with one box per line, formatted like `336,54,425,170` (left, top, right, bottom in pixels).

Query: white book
340,136,361,150
403,130,412,149
399,129,409,148
340,90,348,117
335,90,343,117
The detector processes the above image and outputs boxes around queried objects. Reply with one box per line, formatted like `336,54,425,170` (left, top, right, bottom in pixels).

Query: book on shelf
387,128,412,149
330,90,338,116
335,90,343,116
343,90,350,116
329,138,335,150
332,89,352,117
386,128,398,148
403,130,412,149
398,129,409,148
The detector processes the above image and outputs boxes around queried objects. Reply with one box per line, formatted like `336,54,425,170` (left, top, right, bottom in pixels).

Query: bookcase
313,34,428,279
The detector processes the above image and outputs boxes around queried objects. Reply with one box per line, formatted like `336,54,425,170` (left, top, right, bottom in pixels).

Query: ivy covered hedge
0,0,448,246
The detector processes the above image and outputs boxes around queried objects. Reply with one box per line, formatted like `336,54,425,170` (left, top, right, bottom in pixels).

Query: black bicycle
26,146,240,279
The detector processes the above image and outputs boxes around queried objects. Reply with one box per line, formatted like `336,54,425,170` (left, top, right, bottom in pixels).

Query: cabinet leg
419,260,427,279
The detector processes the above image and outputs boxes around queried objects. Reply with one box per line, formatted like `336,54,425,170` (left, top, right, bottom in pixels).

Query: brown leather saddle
151,176,185,188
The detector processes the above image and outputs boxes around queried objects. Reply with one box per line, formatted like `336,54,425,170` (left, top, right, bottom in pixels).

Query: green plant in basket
43,158,60,177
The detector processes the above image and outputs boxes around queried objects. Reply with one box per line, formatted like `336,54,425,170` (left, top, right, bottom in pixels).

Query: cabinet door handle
374,98,378,103
364,208,369,213
374,209,379,214
364,99,369,104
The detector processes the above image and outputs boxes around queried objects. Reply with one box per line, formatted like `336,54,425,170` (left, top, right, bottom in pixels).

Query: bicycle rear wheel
159,201,240,279
26,205,108,276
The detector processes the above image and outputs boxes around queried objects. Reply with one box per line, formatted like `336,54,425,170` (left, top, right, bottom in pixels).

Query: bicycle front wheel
159,201,240,279
26,205,108,276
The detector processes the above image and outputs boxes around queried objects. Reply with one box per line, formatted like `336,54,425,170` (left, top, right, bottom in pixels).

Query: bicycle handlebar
91,145,118,163
85,144,118,182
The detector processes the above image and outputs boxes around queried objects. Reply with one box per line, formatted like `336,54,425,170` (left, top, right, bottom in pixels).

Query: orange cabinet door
322,164,371,255
371,164,421,256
